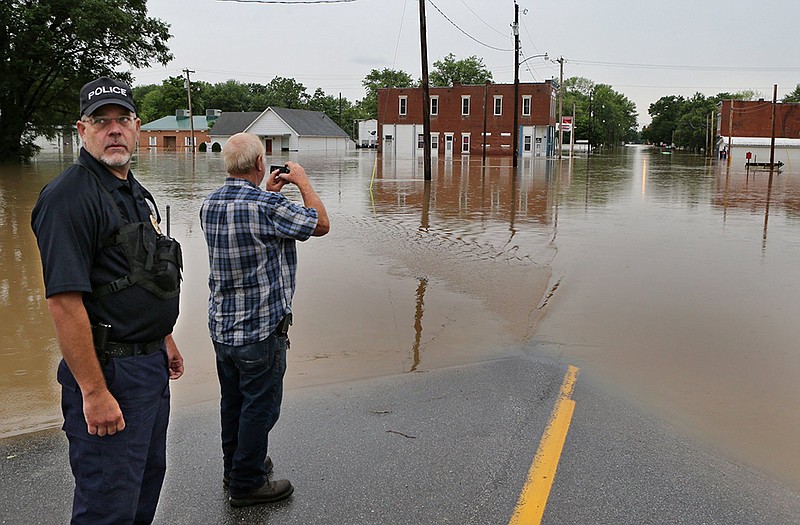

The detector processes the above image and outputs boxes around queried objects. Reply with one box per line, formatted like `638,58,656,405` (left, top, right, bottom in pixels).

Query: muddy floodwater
1,146,799,492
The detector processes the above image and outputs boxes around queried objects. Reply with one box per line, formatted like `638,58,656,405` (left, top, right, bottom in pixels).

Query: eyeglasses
81,115,137,129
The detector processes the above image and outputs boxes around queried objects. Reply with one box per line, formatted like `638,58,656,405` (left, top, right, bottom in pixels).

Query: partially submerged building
208,107,351,153
377,81,558,159
717,99,800,164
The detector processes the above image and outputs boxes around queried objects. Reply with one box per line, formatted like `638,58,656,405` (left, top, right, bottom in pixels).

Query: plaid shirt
200,177,318,346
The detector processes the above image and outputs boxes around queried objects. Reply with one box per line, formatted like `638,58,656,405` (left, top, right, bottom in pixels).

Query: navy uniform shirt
31,148,179,343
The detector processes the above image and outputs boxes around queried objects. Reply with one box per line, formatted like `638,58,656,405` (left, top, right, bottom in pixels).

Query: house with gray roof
209,107,352,154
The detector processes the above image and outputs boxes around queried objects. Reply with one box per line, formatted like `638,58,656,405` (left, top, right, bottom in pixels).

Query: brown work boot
229,479,294,507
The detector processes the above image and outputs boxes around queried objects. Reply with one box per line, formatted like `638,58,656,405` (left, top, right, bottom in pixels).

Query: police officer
31,77,184,524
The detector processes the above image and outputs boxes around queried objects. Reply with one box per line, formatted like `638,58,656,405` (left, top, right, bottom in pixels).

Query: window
148,136,157,147
431,134,438,149
523,135,532,152
418,134,425,149
461,133,470,153
184,136,195,147
430,96,439,116
461,96,470,116
399,96,407,116
494,95,503,116
522,96,532,116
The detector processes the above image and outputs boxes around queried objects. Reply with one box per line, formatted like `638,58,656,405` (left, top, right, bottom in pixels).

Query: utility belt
92,323,164,365
274,314,292,336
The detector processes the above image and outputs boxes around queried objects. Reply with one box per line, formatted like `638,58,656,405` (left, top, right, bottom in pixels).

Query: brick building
717,99,800,163
718,99,800,139
377,81,557,159
140,109,220,150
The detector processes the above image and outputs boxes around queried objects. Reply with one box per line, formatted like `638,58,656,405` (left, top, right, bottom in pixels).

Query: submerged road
2,350,799,524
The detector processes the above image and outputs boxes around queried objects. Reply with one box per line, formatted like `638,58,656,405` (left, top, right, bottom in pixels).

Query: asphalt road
2,351,799,524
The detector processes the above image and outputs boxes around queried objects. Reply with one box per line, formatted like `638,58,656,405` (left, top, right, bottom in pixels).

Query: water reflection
3,147,800,494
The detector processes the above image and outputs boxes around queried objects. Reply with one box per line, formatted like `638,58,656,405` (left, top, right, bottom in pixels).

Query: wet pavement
2,353,799,524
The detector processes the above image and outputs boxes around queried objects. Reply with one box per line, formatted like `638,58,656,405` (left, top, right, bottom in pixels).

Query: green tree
673,93,712,152
262,77,309,109
642,95,686,145
0,0,171,161
561,78,637,148
203,80,251,112
307,88,367,139
361,68,415,119
134,76,196,123
589,84,638,147
783,84,800,103
429,54,493,87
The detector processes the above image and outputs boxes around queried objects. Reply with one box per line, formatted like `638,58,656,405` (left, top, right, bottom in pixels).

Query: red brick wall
718,100,800,138
140,130,210,150
378,82,556,155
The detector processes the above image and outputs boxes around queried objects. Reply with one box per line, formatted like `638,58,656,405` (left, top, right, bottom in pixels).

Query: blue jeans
58,348,170,525
214,333,288,495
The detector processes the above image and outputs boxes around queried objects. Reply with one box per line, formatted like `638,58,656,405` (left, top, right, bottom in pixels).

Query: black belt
105,339,164,358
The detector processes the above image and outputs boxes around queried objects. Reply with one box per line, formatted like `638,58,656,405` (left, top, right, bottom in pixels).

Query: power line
568,58,800,73
455,0,507,38
427,0,512,52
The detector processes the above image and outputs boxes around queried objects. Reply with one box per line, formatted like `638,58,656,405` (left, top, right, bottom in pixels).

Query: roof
269,107,349,138
141,116,214,131
207,112,262,136
720,136,800,148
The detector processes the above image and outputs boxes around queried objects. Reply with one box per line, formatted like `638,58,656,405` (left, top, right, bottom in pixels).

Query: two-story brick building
377,80,557,159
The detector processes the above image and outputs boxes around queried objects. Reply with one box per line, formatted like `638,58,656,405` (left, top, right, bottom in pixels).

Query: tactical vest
79,160,183,300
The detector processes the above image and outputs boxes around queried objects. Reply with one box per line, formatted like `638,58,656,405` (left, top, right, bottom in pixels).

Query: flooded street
1,146,798,492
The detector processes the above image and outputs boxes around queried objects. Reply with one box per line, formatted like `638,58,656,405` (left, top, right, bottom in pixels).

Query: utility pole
769,84,777,169
727,99,734,166
482,80,489,164
183,68,196,152
555,56,565,159
418,0,432,181
512,1,520,167
588,88,593,154
710,108,716,158
571,101,576,157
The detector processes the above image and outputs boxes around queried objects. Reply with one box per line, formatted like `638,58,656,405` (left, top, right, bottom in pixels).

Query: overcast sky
133,0,800,127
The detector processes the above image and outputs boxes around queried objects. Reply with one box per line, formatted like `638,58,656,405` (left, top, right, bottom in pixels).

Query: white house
209,107,352,154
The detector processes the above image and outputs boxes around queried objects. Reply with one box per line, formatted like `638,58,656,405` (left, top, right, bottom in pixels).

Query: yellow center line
508,365,580,525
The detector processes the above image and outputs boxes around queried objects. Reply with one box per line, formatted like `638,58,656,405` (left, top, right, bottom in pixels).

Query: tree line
133,53,496,140
641,86,800,152
4,0,797,161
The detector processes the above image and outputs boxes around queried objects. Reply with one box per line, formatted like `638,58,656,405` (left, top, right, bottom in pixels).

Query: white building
209,107,352,154
357,119,378,148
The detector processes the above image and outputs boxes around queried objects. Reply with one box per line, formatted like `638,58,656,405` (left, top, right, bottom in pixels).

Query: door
265,138,273,155
444,134,454,159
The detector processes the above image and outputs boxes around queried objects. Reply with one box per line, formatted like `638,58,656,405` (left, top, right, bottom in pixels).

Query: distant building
357,119,378,148
208,107,352,154
377,80,558,159
33,126,78,154
140,109,220,150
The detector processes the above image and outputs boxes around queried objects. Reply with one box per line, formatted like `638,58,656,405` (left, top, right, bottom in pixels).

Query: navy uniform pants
58,347,170,525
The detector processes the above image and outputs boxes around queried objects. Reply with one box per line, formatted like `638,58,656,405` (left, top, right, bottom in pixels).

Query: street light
520,53,549,67
512,52,548,166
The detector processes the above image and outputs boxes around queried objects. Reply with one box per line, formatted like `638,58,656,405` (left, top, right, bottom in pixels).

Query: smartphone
270,165,290,174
